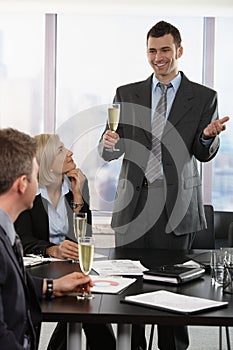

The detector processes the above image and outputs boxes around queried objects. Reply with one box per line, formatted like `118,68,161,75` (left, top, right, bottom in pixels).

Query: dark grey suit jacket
0,226,42,349
99,72,219,235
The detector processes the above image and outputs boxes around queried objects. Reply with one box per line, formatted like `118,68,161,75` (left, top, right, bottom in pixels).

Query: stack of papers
23,256,45,267
92,259,147,276
89,259,146,294
23,255,69,267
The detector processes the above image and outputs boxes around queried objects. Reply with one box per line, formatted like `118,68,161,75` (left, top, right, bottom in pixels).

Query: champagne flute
73,212,87,241
73,212,87,263
106,102,120,152
77,236,95,300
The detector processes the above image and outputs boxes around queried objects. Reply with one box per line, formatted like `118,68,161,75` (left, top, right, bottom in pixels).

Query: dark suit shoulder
180,72,217,95
116,75,152,94
115,76,152,108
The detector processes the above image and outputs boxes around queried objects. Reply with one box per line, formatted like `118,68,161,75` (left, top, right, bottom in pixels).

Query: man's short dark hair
147,21,182,48
0,128,37,195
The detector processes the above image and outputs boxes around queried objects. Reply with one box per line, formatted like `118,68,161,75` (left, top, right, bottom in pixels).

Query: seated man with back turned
0,128,94,349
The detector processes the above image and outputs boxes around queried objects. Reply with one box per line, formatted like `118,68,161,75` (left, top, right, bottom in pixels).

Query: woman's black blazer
14,180,92,256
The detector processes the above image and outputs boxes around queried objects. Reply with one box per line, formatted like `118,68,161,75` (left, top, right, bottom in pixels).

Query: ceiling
0,0,232,16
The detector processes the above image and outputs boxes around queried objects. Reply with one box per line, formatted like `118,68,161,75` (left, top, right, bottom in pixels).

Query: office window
212,17,233,211
56,15,203,212
0,14,44,135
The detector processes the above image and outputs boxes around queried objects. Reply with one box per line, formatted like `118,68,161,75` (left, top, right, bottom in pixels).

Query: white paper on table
92,259,148,276
90,275,136,294
124,290,228,314
180,260,202,268
23,256,44,267
94,253,108,259
23,255,71,267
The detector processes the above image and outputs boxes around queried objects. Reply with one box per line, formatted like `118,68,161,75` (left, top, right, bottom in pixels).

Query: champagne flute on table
77,236,95,300
73,212,87,263
106,102,120,152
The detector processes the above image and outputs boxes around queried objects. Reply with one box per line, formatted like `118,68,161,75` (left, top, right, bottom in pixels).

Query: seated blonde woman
15,133,92,260
15,133,116,350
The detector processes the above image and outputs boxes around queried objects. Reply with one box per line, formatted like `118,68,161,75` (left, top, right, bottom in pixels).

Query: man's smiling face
147,34,183,83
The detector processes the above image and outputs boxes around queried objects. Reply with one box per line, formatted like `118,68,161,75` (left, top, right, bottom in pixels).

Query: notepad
123,290,228,314
143,265,205,284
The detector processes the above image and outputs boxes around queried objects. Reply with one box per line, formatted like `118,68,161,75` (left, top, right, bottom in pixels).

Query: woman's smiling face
51,141,76,175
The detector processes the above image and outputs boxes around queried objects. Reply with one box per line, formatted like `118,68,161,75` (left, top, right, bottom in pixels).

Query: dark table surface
28,248,233,326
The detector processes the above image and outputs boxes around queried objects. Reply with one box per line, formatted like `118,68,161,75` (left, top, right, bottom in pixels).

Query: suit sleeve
0,309,25,349
14,197,55,256
192,89,220,162
81,179,93,236
0,236,41,350
98,88,125,161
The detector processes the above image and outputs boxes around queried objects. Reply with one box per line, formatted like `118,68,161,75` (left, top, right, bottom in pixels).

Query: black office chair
191,204,216,249
148,205,231,350
228,222,233,247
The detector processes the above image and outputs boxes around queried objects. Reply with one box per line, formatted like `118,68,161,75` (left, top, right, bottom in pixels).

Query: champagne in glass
79,238,94,275
73,212,87,240
77,236,95,300
106,103,120,152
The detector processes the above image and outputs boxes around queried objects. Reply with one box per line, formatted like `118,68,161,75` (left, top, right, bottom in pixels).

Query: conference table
28,248,233,350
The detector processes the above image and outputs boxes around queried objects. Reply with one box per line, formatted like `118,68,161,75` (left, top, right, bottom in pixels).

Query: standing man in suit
99,21,229,350
0,128,92,349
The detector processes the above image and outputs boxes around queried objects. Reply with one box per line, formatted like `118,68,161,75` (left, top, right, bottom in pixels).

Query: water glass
210,249,225,285
221,248,233,294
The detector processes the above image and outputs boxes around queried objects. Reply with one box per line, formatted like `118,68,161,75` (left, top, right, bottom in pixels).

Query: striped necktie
13,233,26,281
145,82,172,183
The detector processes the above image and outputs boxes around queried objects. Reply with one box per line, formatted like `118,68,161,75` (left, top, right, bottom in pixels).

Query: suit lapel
133,74,194,139
164,73,194,135
126,73,194,140
134,75,152,109
133,75,152,141
0,228,26,284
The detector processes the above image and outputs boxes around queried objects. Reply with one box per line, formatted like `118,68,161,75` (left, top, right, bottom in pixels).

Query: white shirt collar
0,208,16,245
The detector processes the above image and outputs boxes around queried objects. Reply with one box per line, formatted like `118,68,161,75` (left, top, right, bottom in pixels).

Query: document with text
92,259,147,276
123,290,228,314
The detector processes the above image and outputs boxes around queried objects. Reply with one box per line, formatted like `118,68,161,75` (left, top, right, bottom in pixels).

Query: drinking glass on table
73,212,87,240
106,103,120,152
220,248,233,294
210,249,225,285
72,212,87,263
77,236,95,300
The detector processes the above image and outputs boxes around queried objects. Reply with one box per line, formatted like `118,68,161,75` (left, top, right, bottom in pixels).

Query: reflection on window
0,14,44,135
56,15,203,212
212,18,233,211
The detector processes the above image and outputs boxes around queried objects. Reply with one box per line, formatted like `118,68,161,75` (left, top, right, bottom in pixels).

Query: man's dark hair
147,21,182,48
0,128,37,195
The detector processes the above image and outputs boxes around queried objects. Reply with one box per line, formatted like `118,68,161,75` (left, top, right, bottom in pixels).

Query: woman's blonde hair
34,133,61,186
